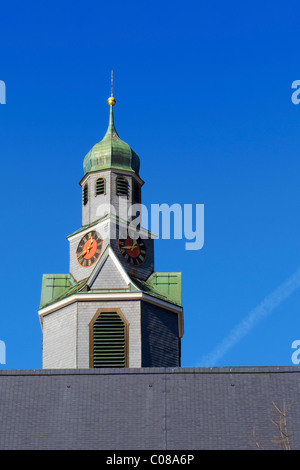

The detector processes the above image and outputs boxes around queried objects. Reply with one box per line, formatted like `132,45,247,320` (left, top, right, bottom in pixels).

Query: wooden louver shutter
116,177,128,196
95,178,105,195
83,184,88,205
93,312,126,368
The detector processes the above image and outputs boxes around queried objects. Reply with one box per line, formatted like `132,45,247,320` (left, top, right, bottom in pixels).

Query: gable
87,247,131,290
89,256,129,290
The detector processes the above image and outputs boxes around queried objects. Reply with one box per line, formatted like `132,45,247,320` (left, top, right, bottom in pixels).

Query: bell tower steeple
80,88,143,228
38,82,184,370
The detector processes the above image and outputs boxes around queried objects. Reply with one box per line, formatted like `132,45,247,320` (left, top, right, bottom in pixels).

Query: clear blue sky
1,0,300,369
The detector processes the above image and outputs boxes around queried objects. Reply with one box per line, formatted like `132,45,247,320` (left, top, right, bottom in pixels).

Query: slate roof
0,366,299,450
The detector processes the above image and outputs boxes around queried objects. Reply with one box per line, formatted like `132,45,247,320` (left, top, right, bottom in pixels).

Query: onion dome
83,97,140,176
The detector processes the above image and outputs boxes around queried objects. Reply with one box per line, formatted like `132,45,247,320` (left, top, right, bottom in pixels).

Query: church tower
38,88,184,369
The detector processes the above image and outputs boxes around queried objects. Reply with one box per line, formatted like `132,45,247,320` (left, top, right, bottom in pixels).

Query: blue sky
1,0,300,369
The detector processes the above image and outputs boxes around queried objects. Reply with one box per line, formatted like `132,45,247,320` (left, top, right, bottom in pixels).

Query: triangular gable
87,246,132,290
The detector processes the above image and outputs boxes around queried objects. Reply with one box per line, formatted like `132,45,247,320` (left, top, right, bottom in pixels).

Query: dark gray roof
0,366,299,450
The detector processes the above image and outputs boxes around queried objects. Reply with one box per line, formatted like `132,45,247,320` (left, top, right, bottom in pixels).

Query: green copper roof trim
67,214,155,239
130,272,182,307
66,216,109,239
83,106,140,176
39,271,182,311
145,272,182,306
39,274,80,310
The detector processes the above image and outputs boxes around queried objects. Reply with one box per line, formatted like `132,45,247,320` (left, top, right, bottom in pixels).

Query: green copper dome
83,105,140,176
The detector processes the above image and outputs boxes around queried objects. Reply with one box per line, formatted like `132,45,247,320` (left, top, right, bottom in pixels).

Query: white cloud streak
199,267,300,367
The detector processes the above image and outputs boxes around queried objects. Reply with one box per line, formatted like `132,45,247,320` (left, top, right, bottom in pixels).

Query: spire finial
107,70,116,106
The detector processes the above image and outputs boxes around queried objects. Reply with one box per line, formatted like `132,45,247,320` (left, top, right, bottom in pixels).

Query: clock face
76,230,103,267
118,237,146,266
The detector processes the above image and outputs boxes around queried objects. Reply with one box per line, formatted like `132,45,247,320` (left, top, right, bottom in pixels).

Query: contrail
199,266,300,367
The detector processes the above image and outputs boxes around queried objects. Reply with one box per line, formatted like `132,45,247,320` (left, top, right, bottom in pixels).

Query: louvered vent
93,312,126,368
95,178,105,195
83,184,88,205
116,177,128,197
133,180,141,204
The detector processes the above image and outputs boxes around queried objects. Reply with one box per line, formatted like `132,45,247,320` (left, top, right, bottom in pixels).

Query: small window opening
95,178,105,196
133,181,141,204
116,177,129,197
83,184,88,205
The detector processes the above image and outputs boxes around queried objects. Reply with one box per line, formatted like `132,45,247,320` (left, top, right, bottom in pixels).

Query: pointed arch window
116,176,129,197
89,309,128,368
95,177,105,196
83,184,88,206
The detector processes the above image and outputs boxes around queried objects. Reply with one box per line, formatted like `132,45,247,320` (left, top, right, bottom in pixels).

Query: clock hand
87,239,94,252
77,249,88,258
78,239,94,257
123,240,138,248
123,244,138,250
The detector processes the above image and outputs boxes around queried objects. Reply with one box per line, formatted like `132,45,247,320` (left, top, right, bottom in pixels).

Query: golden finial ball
108,96,116,106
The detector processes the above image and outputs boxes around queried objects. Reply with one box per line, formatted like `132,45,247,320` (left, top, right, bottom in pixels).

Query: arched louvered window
116,176,128,197
95,177,105,196
83,184,88,205
89,310,128,368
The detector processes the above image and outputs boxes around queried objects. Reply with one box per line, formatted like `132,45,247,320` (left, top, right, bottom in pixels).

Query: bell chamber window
83,184,88,205
90,310,127,368
133,180,141,204
116,176,129,197
95,177,105,196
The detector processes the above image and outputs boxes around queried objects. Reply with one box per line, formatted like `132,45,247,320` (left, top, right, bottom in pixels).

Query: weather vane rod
108,70,116,106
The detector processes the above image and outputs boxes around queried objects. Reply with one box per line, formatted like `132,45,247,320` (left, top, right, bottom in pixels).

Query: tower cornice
38,292,184,337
